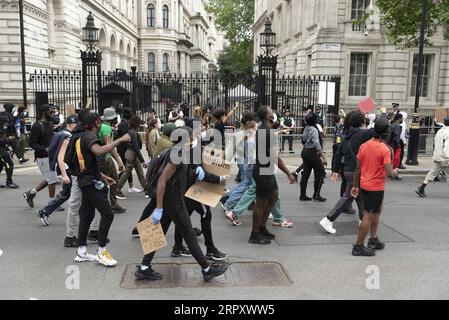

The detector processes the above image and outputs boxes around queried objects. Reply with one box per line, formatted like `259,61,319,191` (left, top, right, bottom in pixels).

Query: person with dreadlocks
73,112,130,267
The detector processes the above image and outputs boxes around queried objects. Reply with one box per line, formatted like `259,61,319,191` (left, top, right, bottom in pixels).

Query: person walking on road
351,118,395,256
416,117,449,198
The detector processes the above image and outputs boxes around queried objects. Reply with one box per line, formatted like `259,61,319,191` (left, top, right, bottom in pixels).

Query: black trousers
300,148,326,195
400,141,405,166
43,174,72,215
0,148,14,182
141,198,209,269
78,185,114,248
282,136,293,151
118,149,133,185
174,198,214,249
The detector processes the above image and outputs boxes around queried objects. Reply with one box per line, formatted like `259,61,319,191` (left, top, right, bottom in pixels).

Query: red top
357,139,393,191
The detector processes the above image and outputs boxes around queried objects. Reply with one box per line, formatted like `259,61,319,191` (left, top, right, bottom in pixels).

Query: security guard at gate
281,109,295,153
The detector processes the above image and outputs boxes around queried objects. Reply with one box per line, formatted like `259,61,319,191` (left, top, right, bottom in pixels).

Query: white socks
77,246,87,256
98,247,107,254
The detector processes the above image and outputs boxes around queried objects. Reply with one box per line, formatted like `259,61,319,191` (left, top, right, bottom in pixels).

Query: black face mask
51,114,60,125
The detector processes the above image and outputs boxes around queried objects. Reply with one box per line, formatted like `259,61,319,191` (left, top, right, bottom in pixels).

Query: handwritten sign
185,182,225,207
185,147,232,207
65,105,76,116
136,218,167,255
86,97,92,109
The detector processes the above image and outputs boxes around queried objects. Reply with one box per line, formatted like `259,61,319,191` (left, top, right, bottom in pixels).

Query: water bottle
93,179,105,191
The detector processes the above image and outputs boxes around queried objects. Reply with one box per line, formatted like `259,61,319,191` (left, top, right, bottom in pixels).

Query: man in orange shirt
351,118,395,256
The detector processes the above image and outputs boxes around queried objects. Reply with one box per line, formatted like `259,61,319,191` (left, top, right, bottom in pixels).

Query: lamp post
406,0,428,166
257,18,277,110
80,12,102,111
19,0,27,109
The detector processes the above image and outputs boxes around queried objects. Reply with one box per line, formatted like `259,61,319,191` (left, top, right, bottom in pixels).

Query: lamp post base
406,113,420,166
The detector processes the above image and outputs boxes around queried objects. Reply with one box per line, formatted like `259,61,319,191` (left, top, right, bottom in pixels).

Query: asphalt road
1,166,448,300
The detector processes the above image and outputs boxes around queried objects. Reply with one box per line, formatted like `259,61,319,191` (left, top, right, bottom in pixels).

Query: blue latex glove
151,208,163,224
195,166,205,181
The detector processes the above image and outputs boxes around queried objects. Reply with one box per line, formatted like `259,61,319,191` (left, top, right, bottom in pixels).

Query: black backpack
145,148,176,198
0,111,14,136
64,131,83,177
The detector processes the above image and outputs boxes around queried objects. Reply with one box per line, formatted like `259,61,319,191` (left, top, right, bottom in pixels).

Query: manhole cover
273,217,413,246
120,262,292,289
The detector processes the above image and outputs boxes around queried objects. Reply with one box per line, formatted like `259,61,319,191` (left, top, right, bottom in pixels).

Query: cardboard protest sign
136,218,167,255
65,105,76,116
86,97,92,109
185,147,232,207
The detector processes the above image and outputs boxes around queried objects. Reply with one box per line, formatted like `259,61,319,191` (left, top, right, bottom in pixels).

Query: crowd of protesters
1,98,448,283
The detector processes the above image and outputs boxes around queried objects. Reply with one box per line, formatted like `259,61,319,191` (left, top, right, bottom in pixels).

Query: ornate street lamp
82,11,99,52
257,18,278,110
80,12,102,111
260,19,276,57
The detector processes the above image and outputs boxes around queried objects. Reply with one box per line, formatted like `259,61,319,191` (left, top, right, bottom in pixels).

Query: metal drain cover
120,262,292,289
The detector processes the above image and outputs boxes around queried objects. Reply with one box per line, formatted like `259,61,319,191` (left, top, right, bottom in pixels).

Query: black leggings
78,185,114,247
300,148,326,195
141,198,209,269
174,199,214,249
0,148,14,182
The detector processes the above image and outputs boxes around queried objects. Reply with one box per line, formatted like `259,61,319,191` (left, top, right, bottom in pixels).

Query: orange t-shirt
357,139,393,191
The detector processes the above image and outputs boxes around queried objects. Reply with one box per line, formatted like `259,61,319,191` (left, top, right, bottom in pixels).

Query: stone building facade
0,0,226,109
252,0,449,114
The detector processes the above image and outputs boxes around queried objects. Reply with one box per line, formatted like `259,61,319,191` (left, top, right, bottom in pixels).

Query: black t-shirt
255,121,277,175
213,121,225,150
78,131,102,188
116,119,129,154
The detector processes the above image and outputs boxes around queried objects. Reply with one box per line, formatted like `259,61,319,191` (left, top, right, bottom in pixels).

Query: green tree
206,0,255,83
376,0,449,49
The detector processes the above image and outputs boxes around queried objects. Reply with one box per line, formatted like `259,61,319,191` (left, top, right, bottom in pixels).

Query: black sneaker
6,181,19,189
368,238,385,250
112,205,127,214
55,206,65,212
87,230,110,244
206,247,227,261
415,187,426,198
19,158,29,164
64,236,78,248
37,209,49,226
313,195,327,202
260,227,276,240
352,244,376,257
131,227,140,238
0,183,5,188
202,263,229,281
193,227,203,237
135,265,163,281
299,195,312,201
116,191,127,200
23,190,36,208
249,232,271,245
171,245,192,257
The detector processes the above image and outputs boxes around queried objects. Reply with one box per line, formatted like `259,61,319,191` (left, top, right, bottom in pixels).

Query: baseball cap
66,115,79,125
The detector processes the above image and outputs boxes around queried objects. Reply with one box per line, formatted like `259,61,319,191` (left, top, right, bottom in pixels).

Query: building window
163,53,169,73
411,54,432,97
148,53,155,72
348,52,369,97
351,0,370,31
162,5,169,28
147,4,155,27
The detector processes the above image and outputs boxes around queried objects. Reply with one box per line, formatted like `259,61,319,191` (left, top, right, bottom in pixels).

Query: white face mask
12,108,18,117
200,131,207,139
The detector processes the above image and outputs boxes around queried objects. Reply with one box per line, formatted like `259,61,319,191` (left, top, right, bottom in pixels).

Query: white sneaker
96,249,118,267
319,217,336,234
128,187,142,194
268,213,273,219
74,251,98,263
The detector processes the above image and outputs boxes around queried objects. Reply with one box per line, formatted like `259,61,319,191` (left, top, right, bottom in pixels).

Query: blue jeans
225,167,253,209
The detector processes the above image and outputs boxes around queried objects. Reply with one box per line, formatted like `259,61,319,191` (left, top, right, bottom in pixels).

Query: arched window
147,4,155,27
162,5,169,28
163,53,169,73
148,53,156,72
